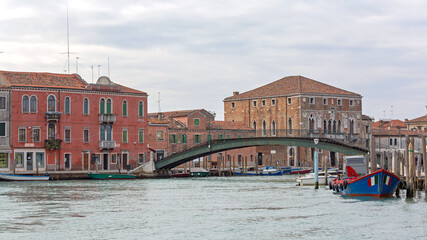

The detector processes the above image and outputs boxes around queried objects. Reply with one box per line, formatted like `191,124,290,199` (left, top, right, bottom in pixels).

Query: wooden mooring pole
423,136,426,193
370,136,376,173
407,137,415,198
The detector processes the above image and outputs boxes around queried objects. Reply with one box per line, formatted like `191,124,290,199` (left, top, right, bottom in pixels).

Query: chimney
233,91,239,96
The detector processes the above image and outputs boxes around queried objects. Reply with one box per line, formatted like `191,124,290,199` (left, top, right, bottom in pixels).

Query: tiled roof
149,109,213,118
405,115,427,124
372,129,425,137
372,119,406,129
147,117,170,124
0,71,87,89
210,121,252,130
224,75,361,101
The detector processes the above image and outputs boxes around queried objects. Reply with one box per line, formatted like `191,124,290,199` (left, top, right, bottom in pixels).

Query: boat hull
289,169,311,175
296,175,336,185
0,173,50,181
88,173,136,179
333,169,400,197
234,171,283,176
171,173,191,178
190,171,210,177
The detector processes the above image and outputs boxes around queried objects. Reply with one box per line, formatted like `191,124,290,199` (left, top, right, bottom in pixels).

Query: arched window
333,120,337,134
47,95,56,112
83,98,89,115
323,120,327,134
64,97,70,114
253,121,257,130
100,124,105,141
309,113,315,132
122,100,127,116
262,120,267,136
106,124,112,141
30,96,37,113
22,95,29,113
328,120,332,133
106,99,112,114
138,101,144,117
350,119,355,135
48,122,56,140
271,121,276,136
99,98,105,114
338,120,342,133
288,118,293,134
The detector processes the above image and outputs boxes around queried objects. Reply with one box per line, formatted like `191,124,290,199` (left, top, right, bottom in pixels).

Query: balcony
99,114,116,123
99,140,116,149
45,139,62,150
45,111,62,121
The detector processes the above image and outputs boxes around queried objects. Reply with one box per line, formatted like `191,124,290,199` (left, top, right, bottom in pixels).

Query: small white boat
0,172,50,181
296,171,337,186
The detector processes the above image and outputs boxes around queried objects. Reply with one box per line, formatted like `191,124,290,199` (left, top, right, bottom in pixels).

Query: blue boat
331,167,401,197
234,166,283,176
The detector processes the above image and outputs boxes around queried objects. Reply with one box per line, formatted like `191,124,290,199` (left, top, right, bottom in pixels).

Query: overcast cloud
1,0,426,121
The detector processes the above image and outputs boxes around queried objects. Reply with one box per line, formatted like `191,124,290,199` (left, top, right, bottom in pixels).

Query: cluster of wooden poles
368,136,427,197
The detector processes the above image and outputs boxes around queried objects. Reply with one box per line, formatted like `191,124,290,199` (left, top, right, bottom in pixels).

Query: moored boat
88,173,136,179
330,167,400,197
289,168,311,174
0,172,50,181
296,171,337,186
190,168,210,177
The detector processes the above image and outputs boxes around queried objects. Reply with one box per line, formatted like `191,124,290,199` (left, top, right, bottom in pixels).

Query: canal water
0,175,426,240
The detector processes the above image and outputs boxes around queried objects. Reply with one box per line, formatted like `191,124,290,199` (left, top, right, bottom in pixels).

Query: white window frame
253,100,257,107
337,99,342,106
64,127,71,143
271,99,276,106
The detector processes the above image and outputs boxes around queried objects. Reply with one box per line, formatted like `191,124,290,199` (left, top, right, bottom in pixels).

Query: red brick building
224,75,367,168
0,71,148,172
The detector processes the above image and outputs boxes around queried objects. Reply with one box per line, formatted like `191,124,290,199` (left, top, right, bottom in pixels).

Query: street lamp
314,138,319,189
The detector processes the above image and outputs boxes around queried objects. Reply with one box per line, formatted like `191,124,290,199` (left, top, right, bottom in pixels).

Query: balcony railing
45,139,62,150
99,114,116,123
45,111,62,121
99,140,116,149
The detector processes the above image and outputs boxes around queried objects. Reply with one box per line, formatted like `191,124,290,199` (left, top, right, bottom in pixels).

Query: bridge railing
154,128,367,162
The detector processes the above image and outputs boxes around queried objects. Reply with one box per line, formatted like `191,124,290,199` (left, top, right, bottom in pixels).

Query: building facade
224,75,366,168
0,71,148,172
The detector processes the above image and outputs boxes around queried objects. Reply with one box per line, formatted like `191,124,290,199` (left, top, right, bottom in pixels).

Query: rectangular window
337,99,342,106
18,128,26,142
65,128,71,143
0,123,5,137
231,102,235,109
394,138,397,146
122,129,128,143
84,129,89,143
261,100,266,106
170,134,177,144
180,134,187,143
349,99,354,106
227,134,230,139
156,130,165,141
323,98,327,105
253,100,257,107
194,118,200,126
194,134,201,144
271,99,276,106
310,97,315,104
0,97,6,110
139,129,144,143
287,98,292,104
15,152,24,168
0,153,8,168
33,128,40,142
207,134,211,141
138,153,144,164
218,134,223,139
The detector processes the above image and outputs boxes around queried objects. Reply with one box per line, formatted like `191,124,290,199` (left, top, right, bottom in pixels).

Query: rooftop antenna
66,1,70,74
75,57,79,74
108,57,110,78
157,92,161,120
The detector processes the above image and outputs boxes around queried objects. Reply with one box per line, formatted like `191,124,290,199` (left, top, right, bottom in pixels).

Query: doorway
330,151,336,167
83,153,89,170
26,152,33,171
122,153,128,169
103,153,109,170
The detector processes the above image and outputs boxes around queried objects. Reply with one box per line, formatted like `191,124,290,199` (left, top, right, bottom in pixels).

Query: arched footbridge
133,137,368,174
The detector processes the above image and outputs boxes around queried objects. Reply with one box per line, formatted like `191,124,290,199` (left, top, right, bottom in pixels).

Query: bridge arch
153,137,368,170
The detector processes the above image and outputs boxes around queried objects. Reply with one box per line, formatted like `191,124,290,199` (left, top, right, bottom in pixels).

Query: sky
0,0,426,121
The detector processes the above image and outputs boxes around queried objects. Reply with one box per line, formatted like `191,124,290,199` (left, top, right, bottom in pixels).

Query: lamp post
314,138,319,189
